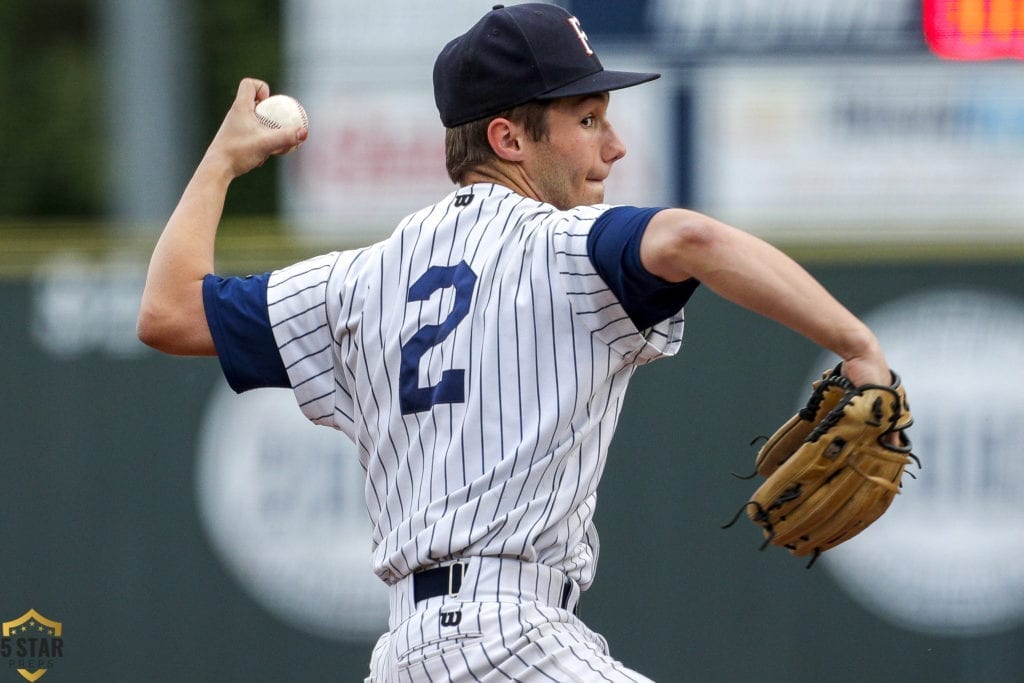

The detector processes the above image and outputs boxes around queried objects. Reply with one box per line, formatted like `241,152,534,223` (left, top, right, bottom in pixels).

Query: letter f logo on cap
567,16,594,56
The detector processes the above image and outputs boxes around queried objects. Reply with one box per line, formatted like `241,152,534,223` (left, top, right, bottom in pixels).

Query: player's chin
583,180,606,205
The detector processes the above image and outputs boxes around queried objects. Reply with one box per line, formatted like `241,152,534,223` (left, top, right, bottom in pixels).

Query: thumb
265,124,308,156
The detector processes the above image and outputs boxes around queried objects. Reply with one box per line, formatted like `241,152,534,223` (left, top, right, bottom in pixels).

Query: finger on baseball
264,125,307,156
236,77,271,110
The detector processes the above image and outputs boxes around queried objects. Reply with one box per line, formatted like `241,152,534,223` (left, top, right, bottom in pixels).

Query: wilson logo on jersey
454,193,474,207
440,610,463,627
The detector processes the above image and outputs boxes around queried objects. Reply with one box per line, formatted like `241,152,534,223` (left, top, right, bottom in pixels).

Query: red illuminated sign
924,0,1024,60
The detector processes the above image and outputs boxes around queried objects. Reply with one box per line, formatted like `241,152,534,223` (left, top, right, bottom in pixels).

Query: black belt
412,561,577,613
413,561,467,602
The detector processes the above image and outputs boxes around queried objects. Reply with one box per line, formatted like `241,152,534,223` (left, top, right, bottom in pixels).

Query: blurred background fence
2,1,1023,681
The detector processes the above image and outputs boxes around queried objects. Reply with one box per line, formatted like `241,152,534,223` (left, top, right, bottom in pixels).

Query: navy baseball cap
434,3,660,127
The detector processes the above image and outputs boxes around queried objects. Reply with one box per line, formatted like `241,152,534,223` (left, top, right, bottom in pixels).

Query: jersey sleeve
552,205,693,364
586,206,700,330
266,249,372,434
202,272,290,392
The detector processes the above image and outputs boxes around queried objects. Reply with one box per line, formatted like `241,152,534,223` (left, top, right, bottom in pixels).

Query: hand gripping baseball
206,79,308,178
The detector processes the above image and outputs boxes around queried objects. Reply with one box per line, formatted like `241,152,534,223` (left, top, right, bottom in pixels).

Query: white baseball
255,94,309,132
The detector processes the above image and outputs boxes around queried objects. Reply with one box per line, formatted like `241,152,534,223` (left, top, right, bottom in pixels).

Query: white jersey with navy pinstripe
266,182,686,590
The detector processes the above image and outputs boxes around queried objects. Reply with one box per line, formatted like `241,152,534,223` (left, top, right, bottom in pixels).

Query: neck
462,163,541,203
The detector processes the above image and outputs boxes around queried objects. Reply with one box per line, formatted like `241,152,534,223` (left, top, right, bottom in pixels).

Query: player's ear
487,117,525,161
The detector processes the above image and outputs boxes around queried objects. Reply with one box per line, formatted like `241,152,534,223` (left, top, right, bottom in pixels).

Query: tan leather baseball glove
726,365,918,566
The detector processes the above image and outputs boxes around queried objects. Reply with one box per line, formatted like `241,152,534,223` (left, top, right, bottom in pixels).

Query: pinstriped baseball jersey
265,183,687,589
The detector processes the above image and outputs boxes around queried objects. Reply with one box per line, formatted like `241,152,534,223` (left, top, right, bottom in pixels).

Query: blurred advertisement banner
571,0,923,55
693,61,1024,242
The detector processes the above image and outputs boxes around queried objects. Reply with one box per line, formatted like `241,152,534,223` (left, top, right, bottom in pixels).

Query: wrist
196,148,239,188
836,327,891,386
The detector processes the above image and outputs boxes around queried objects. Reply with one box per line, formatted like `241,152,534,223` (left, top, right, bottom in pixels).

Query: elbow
136,302,170,351
136,288,215,356
136,294,192,354
135,280,214,356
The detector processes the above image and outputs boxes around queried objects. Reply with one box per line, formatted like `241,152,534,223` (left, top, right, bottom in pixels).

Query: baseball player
138,4,894,680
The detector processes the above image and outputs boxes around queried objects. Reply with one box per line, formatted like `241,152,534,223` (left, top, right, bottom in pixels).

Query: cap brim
537,70,660,100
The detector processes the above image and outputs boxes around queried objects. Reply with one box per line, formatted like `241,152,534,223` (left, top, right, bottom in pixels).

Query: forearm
160,157,233,278
706,228,880,362
137,156,233,355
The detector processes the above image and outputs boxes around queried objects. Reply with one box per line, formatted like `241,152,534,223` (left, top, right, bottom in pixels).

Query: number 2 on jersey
399,261,477,414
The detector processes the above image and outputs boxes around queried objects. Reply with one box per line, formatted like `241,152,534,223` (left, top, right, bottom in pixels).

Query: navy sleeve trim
202,273,291,393
587,206,701,330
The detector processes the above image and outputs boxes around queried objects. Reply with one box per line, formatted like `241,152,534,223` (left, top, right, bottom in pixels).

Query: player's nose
604,123,626,163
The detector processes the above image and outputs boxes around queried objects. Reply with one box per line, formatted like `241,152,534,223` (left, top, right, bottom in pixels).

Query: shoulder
268,247,375,293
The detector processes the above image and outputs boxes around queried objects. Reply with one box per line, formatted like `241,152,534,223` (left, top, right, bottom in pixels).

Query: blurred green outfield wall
3,247,1024,682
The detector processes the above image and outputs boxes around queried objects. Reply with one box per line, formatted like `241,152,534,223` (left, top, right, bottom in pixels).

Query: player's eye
581,114,595,128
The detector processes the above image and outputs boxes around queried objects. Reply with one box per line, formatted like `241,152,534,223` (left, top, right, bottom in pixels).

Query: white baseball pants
365,557,654,682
